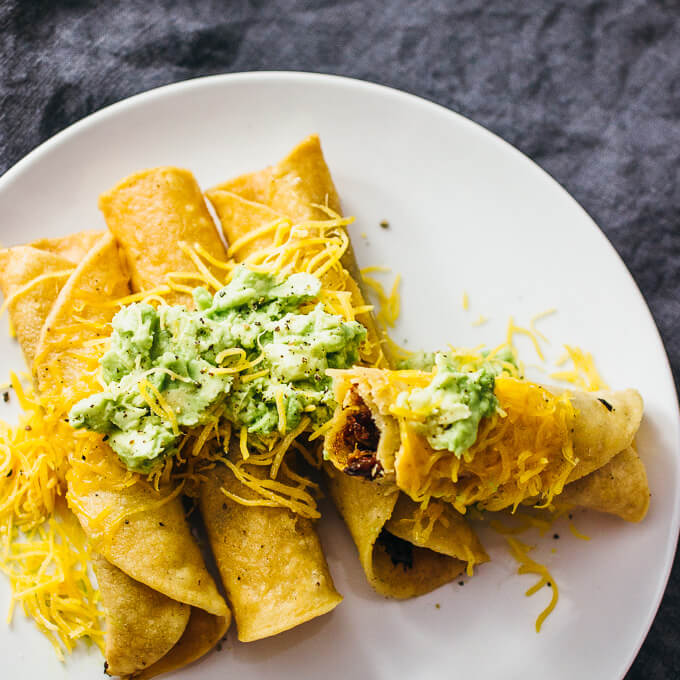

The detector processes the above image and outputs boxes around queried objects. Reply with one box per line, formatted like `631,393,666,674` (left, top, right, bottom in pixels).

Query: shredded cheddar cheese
506,537,559,632
551,345,609,392
0,374,103,657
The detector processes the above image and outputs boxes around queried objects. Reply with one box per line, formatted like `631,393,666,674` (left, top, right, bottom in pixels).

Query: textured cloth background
0,0,678,676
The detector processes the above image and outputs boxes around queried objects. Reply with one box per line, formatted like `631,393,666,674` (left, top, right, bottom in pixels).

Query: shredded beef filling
341,402,383,480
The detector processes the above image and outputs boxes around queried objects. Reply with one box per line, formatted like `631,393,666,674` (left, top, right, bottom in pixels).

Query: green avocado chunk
69,266,366,472
395,348,517,457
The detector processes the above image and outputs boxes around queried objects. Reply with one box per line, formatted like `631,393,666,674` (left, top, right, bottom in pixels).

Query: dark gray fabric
0,0,678,676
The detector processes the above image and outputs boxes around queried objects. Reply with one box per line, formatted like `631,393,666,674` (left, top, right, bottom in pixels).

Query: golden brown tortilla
385,495,488,565
200,457,342,641
99,167,227,304
1,235,221,676
93,555,190,677
31,229,105,264
33,233,228,617
208,135,484,598
209,134,341,220
566,389,644,482
325,366,644,513
131,608,230,680
558,446,650,522
0,246,74,367
325,467,469,597
0,232,108,367
99,170,342,639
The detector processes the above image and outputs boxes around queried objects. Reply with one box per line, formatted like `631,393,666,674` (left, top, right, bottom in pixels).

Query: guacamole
395,349,516,456
69,266,366,472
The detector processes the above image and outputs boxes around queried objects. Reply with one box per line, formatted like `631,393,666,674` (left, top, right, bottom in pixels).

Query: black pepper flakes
2,392,9,403
458,581,465,586
379,220,390,229
553,534,559,539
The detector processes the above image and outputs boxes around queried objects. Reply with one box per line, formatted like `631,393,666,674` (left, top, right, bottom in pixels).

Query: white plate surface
0,72,678,680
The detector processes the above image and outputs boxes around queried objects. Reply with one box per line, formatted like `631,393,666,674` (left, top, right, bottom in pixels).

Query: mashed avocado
395,349,517,456
69,266,366,472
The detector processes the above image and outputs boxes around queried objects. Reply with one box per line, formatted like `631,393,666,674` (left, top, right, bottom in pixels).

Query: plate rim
1,70,678,679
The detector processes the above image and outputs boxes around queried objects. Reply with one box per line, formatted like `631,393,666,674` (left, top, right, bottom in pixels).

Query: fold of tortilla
1,236,221,676
0,246,75,367
385,495,489,564
558,446,649,522
93,555,190,677
564,389,644,482
209,134,341,221
326,366,644,514
99,168,340,638
99,167,227,304
131,608,230,680
31,229,105,264
0,232,107,366
324,467,470,598
207,135,483,598
200,456,342,641
33,232,228,618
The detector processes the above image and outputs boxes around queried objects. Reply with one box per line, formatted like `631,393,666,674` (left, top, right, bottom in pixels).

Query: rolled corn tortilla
206,135,486,597
30,229,105,264
0,246,75,366
325,365,645,518
0,235,223,677
99,167,227,304
99,166,342,639
132,608,230,680
200,449,342,642
32,233,228,616
93,555,190,677
557,446,649,522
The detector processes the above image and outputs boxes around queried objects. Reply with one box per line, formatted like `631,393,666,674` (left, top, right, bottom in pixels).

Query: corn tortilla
99,170,341,638
33,233,227,617
208,135,483,597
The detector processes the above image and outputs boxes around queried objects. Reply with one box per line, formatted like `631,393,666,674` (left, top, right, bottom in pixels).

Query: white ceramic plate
0,73,678,680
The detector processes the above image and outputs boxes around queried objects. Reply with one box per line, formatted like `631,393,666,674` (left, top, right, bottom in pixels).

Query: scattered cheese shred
568,520,591,541
506,316,545,361
506,537,559,633
360,266,402,331
0,374,103,657
551,345,609,392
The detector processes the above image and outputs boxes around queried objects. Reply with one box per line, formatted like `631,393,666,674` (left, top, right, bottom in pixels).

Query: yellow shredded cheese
568,520,591,541
0,374,103,657
551,345,609,392
275,388,287,435
373,361,577,515
506,537,559,632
